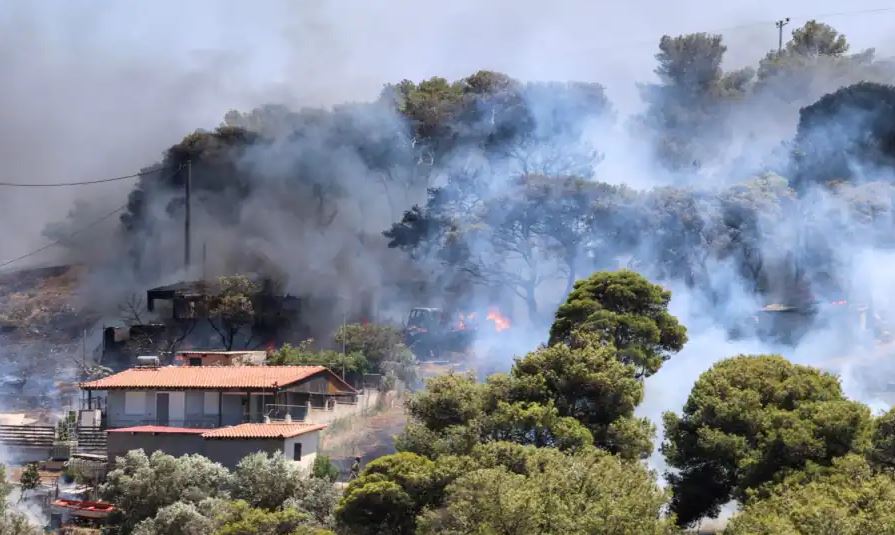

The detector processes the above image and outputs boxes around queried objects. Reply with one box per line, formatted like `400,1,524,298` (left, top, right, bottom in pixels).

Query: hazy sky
1,0,894,264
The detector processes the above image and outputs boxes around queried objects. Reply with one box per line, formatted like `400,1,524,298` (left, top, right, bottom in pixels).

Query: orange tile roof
201,422,327,439
80,365,355,391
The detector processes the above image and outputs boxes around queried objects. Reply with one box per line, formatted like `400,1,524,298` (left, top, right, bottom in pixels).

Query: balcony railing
264,404,308,422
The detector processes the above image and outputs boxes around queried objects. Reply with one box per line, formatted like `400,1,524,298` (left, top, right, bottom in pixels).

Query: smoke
5,1,895,491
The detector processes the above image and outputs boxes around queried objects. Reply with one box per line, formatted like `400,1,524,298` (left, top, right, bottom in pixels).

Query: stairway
75,427,107,456
0,425,55,448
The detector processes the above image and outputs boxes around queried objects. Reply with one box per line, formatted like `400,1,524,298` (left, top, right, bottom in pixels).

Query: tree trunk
524,282,539,325
564,257,577,296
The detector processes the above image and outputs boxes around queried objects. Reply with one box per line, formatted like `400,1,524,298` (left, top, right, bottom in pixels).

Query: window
204,392,219,415
124,392,145,415
293,442,302,461
189,358,202,367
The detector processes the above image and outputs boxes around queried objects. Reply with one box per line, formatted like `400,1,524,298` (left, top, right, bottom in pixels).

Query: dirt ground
318,392,407,479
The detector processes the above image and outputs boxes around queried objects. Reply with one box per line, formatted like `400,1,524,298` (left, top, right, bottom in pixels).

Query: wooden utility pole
776,18,790,54
185,160,191,272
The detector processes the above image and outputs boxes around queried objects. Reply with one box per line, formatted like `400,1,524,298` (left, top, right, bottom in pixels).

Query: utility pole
776,18,790,54
184,160,191,273
202,242,207,281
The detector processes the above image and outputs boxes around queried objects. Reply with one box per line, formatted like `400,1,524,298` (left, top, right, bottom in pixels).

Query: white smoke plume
4,0,895,484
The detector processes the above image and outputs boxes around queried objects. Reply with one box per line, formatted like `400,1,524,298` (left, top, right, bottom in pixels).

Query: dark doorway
156,393,169,425
293,442,302,461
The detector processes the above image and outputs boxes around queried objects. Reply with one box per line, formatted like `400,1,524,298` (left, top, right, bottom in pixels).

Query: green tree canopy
230,452,304,510
267,341,368,377
101,450,232,532
417,447,675,535
403,373,483,432
549,270,687,377
509,338,652,458
335,452,441,535
662,354,871,526
206,275,260,350
870,406,895,470
725,455,895,535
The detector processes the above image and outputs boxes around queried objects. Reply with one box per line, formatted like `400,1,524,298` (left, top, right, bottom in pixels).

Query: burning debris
486,308,511,332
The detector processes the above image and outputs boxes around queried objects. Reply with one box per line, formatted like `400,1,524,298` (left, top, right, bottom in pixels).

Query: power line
0,166,173,188
584,6,895,54
0,204,127,270
0,165,186,270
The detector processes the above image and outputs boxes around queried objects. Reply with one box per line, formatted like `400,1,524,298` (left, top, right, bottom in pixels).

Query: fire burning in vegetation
456,312,476,331
487,308,511,332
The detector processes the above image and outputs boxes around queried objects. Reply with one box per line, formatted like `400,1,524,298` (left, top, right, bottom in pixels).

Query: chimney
284,414,292,423
263,415,271,424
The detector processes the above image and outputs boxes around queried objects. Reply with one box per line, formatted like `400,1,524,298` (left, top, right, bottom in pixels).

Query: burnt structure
102,275,306,368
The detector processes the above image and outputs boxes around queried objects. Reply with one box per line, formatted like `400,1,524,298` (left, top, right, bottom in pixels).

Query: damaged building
103,276,305,368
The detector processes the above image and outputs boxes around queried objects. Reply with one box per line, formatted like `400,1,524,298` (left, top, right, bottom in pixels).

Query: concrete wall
283,432,318,472
107,431,320,471
202,438,282,469
107,432,205,462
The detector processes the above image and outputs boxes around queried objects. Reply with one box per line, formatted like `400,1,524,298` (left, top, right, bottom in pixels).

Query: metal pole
776,18,790,54
202,242,207,281
185,160,192,272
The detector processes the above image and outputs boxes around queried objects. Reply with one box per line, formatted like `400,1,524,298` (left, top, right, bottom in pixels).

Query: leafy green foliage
336,476,417,535
549,270,687,377
311,455,340,483
792,82,895,187
334,323,404,370
725,455,895,534
398,329,658,460
638,32,752,170
662,355,871,526
206,275,260,350
17,463,39,499
231,452,304,510
101,450,232,531
416,447,675,535
481,401,593,451
216,505,312,535
132,501,214,535
268,322,417,387
404,373,483,432
509,339,652,458
758,20,852,82
0,465,12,513
870,406,895,470
268,341,368,376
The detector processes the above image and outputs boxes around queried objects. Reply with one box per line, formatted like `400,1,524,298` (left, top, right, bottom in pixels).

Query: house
174,350,267,367
80,365,357,428
106,422,326,470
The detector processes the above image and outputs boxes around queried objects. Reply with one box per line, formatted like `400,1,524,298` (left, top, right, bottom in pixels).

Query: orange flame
486,308,511,332
456,312,477,331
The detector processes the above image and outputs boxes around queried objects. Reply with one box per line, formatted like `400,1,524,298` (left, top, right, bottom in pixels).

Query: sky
1,0,894,266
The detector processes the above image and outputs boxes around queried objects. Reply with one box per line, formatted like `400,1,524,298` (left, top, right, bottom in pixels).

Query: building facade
106,422,325,471
81,365,357,428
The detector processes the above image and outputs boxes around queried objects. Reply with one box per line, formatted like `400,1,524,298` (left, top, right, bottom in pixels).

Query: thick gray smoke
4,0,895,476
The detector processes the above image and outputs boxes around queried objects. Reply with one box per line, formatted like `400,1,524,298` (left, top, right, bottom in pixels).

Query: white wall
283,432,319,472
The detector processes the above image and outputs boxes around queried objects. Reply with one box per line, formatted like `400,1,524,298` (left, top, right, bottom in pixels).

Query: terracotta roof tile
106,426,209,434
201,422,327,439
80,366,355,392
